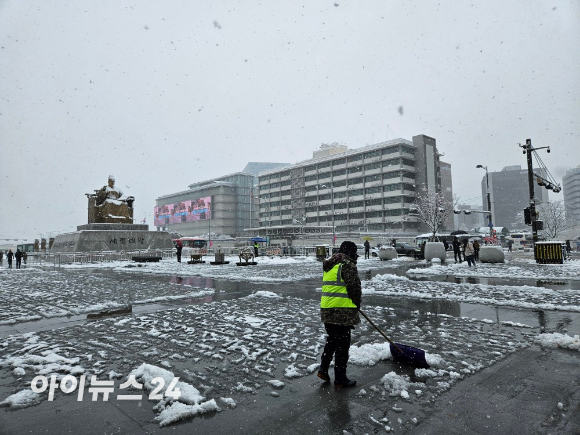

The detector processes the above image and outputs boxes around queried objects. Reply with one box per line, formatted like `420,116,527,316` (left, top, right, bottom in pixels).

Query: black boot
334,369,356,388
317,359,331,382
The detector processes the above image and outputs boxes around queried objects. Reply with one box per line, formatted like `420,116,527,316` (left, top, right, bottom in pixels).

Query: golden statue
86,176,135,224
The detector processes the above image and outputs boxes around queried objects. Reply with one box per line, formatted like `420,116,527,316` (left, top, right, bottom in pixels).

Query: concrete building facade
257,136,452,234
481,165,549,228
562,165,580,225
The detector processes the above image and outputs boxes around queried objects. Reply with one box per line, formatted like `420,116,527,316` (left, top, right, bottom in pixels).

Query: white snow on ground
0,389,42,408
1,254,579,431
534,333,580,351
407,259,580,280
364,273,580,312
130,363,219,427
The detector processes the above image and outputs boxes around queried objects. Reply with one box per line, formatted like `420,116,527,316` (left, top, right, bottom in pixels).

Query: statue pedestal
51,224,173,253
424,242,446,262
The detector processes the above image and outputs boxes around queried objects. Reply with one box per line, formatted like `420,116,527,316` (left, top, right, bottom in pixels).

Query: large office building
154,162,287,237
563,165,580,225
481,165,549,228
257,135,452,234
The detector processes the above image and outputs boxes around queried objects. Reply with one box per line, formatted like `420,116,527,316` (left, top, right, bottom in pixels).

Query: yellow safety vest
321,263,357,309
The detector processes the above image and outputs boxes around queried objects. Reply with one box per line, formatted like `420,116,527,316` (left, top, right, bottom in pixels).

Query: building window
332,168,347,177
403,183,415,191
401,146,415,155
382,158,401,167
270,182,280,188
364,162,381,171
366,198,382,206
318,193,331,201
365,174,382,183
366,211,382,218
305,164,317,172
349,200,364,208
348,177,363,186
348,166,362,174
334,202,347,210
382,146,400,155
364,150,381,159
347,154,363,162
349,189,364,196
305,185,318,193
333,158,346,166
402,158,415,167
318,161,331,169
384,171,401,180
281,180,292,187
333,179,347,187
319,172,331,180
306,206,318,213
280,199,291,206
365,187,382,195
334,191,348,199
304,175,317,182
350,212,365,219
319,204,332,211
384,197,402,204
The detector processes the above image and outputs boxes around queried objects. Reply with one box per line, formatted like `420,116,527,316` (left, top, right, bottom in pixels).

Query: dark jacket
15,250,23,260
320,253,361,326
452,239,461,251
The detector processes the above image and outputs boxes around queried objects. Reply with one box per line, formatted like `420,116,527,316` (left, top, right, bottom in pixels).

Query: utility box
316,245,329,261
535,241,565,264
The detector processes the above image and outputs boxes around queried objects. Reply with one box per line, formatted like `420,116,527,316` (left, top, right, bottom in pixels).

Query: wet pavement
1,256,579,434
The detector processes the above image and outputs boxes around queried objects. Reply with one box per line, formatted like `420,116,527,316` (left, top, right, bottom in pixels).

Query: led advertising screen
154,196,211,226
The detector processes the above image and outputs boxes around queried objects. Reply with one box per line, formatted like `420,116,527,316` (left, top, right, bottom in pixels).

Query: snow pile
349,342,392,366
380,372,421,399
0,389,43,408
130,363,219,427
247,291,282,299
534,333,580,351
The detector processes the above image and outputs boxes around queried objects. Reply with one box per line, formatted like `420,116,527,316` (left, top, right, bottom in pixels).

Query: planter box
479,246,505,263
378,247,397,261
424,242,446,262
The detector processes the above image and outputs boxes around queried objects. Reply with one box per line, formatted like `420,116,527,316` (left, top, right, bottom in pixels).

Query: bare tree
413,188,456,241
537,200,572,240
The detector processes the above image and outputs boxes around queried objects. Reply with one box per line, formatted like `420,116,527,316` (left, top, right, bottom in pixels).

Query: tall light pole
476,165,493,242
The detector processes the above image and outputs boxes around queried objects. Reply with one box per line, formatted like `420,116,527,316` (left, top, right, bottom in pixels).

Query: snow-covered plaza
1,254,579,434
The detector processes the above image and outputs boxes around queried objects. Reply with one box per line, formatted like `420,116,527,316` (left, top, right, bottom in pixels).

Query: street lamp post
476,165,493,242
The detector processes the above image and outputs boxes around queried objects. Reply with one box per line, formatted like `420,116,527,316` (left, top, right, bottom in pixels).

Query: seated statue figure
87,175,135,224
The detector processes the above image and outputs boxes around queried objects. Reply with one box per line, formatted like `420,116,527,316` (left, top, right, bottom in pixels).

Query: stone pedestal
51,224,173,253
479,246,505,263
424,242,446,262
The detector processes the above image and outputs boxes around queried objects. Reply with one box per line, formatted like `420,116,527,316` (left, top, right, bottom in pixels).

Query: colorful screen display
154,196,211,226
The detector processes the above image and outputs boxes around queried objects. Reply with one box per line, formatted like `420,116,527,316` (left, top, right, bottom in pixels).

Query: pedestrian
443,240,449,252
473,240,480,262
254,242,259,257
507,240,513,252
565,240,571,254
464,240,476,267
0,250,3,264
363,240,370,259
317,240,361,388
23,251,27,265
15,249,23,269
7,249,14,268
175,239,183,263
452,237,462,263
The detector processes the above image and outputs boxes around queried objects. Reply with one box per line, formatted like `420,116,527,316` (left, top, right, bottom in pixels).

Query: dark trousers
16,259,21,269
365,249,370,259
454,249,462,262
7,259,12,268
320,323,352,373
466,255,476,267
176,249,182,263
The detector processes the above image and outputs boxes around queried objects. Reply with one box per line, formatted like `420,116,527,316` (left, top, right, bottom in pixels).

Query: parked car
394,242,417,257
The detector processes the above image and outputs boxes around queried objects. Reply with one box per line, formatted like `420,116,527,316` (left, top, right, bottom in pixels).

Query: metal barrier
535,242,566,264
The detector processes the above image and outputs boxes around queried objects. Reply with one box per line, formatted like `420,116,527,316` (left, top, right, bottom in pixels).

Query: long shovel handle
359,310,404,355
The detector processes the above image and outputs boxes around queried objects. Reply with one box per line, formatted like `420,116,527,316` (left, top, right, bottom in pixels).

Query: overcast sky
1,0,578,241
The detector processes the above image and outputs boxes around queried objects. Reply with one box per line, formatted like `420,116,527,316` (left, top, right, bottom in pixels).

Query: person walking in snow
363,240,370,259
7,249,14,268
317,241,361,388
0,250,3,264
175,239,183,263
14,249,23,269
22,251,27,265
464,240,476,267
452,237,462,263
473,240,480,262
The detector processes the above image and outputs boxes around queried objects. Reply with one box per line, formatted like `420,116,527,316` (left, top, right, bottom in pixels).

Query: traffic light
533,220,544,231
524,207,531,225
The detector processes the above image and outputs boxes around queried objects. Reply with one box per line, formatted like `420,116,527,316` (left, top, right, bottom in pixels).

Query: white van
507,233,532,250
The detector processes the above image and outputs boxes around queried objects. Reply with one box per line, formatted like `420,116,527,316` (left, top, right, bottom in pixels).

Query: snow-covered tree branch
537,201,572,240
412,188,456,241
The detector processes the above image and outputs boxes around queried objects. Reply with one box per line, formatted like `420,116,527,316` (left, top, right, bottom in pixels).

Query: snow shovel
359,310,430,369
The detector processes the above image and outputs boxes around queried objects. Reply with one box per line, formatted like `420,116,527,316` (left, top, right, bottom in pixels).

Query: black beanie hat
339,241,358,259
